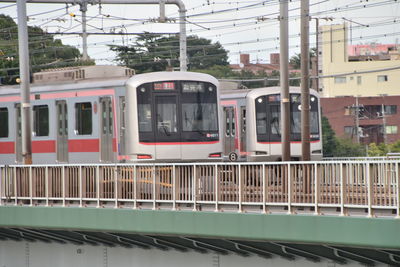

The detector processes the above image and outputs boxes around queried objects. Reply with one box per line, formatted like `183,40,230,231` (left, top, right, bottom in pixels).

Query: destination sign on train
182,82,205,92
154,82,175,90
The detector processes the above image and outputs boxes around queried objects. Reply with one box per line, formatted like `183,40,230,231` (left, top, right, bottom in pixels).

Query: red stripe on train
32,140,56,153
0,142,15,154
69,139,100,152
258,140,321,144
139,141,219,145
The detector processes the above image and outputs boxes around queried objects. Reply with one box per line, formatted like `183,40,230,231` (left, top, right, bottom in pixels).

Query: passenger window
0,107,8,138
33,105,49,136
75,102,92,135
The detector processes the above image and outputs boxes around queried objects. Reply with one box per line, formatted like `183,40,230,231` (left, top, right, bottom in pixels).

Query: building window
344,126,354,136
75,102,92,135
334,77,346,84
384,105,397,115
0,107,8,138
33,105,49,136
357,76,362,85
386,126,398,134
377,75,388,82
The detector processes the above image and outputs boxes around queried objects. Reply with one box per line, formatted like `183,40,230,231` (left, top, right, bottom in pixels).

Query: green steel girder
0,206,399,249
1,206,400,265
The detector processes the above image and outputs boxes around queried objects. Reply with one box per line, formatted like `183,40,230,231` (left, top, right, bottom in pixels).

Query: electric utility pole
80,1,89,61
280,0,290,161
301,0,310,161
17,0,32,164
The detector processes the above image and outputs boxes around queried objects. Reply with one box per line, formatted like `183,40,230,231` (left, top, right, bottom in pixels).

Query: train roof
0,77,128,96
220,86,320,100
126,71,219,88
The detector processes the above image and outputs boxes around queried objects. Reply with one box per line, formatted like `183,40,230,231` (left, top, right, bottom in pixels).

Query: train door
240,106,246,156
154,94,181,160
118,96,126,156
223,106,237,161
268,101,281,157
100,97,114,162
56,100,68,163
14,103,22,163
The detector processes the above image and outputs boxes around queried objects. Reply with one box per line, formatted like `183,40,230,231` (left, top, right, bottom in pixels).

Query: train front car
248,87,322,161
125,72,223,162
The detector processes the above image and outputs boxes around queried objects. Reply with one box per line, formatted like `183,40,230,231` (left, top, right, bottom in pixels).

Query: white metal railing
1,161,399,218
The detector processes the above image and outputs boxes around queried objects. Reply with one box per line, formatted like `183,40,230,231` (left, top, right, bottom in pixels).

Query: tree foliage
289,47,317,69
0,14,93,85
322,116,366,157
109,34,229,73
367,141,400,156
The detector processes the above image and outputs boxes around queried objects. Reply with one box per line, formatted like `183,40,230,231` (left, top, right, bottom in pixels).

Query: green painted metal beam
0,206,399,249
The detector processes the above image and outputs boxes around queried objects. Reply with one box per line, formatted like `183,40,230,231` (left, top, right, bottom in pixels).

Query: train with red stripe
220,87,322,161
0,66,223,164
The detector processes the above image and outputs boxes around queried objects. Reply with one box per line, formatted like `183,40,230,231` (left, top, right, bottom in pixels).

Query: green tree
321,116,337,157
0,14,93,85
289,47,317,69
109,34,229,73
333,138,366,157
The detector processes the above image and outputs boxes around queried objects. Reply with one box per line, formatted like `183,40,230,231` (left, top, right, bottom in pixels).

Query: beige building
320,24,400,97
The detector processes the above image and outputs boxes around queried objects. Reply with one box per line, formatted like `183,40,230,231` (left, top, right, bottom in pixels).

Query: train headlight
140,87,146,93
311,96,316,102
208,86,213,92
257,98,263,103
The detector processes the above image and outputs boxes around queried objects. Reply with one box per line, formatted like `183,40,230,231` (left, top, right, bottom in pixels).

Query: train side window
0,107,8,138
241,107,246,133
33,105,49,136
75,102,92,135
255,97,267,135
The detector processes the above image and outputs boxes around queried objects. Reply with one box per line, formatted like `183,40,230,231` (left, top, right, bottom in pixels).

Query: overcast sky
1,0,399,65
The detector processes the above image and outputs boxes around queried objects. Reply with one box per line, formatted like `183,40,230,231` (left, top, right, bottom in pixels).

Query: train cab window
270,105,281,135
137,83,152,133
290,95,301,135
181,82,219,142
255,96,267,135
0,107,8,138
157,97,177,134
75,102,92,135
310,96,320,137
33,105,49,136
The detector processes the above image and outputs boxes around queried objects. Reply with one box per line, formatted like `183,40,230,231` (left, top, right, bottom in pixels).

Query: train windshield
255,93,320,142
137,81,219,143
181,82,218,132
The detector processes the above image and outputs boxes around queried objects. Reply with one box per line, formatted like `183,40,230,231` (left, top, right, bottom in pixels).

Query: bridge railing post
133,165,137,210
29,166,32,206
114,166,118,209
62,166,65,207
45,166,49,207
215,164,218,212
287,163,292,214
79,166,82,207
340,162,345,216
193,165,197,211
0,165,3,206
238,163,242,213
396,162,399,218
367,162,373,217
314,163,319,215
13,166,17,205
96,166,100,208
262,164,266,214
152,165,156,210
172,164,176,211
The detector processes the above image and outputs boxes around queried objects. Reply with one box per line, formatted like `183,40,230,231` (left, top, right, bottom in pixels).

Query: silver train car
125,72,222,161
220,87,323,161
0,68,223,164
